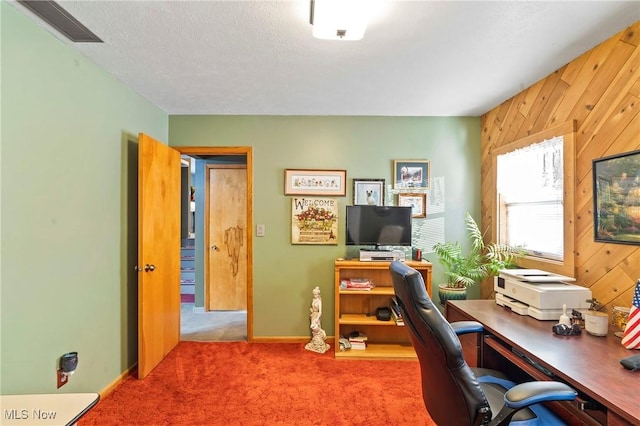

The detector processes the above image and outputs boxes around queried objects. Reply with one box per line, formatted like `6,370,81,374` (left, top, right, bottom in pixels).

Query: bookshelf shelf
335,343,417,360
339,287,395,295
334,259,432,360
339,313,405,325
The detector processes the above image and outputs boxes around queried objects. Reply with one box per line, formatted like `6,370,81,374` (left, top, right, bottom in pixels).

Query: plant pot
438,284,467,307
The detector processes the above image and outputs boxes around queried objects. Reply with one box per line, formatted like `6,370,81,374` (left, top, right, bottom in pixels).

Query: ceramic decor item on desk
584,297,608,337
559,304,571,326
585,311,608,336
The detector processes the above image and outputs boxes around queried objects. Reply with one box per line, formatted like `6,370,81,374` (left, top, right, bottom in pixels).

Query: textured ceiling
9,0,640,116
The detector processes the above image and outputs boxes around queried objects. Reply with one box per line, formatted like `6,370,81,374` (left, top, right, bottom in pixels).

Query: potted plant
433,213,523,306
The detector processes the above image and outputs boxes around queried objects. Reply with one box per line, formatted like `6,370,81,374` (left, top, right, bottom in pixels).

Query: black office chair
389,260,576,426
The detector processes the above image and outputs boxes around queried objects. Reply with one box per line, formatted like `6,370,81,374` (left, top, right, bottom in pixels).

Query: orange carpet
81,341,434,425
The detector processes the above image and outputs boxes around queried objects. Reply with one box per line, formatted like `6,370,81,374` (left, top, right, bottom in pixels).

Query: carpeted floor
80,342,433,426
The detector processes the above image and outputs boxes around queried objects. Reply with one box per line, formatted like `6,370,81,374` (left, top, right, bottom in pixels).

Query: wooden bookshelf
334,259,432,360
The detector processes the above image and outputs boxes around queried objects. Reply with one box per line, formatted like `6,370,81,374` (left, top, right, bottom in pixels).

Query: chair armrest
451,321,484,335
489,381,576,426
504,381,576,408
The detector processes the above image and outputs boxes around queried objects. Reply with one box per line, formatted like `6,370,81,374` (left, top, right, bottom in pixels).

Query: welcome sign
291,198,338,245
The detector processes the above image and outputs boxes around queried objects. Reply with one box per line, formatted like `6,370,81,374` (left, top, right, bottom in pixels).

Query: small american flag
621,279,640,350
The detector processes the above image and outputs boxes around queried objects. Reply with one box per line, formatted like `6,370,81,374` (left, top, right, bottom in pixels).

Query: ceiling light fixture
309,0,369,41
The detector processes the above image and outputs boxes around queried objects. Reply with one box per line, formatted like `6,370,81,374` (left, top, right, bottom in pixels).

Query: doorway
206,164,247,311
176,147,253,342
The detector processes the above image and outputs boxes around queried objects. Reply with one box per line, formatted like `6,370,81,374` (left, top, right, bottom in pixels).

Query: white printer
494,269,592,320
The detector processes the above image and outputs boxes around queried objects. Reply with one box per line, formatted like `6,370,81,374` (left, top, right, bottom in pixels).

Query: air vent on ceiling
18,0,103,43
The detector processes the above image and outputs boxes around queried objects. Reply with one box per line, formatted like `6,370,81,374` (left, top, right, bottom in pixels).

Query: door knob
211,245,219,251
144,264,156,272
134,265,143,272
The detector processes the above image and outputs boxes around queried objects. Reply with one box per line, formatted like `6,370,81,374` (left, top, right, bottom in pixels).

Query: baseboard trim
250,336,334,343
99,363,137,399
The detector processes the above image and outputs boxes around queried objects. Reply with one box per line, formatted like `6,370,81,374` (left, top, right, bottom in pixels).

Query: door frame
176,146,253,342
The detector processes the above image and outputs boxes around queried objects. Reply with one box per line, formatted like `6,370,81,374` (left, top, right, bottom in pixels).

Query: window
493,122,575,276
497,136,563,260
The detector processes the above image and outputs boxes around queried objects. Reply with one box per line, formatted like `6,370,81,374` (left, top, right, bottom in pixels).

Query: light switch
256,224,265,237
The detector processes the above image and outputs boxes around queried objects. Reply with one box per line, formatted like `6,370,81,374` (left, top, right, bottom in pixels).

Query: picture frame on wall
592,149,640,245
398,193,426,218
393,160,430,189
284,169,347,196
353,179,385,206
291,197,338,245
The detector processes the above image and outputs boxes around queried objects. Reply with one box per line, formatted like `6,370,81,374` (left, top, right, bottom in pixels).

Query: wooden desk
0,393,99,425
446,300,639,426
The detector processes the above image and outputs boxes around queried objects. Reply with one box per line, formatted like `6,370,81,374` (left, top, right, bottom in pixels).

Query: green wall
1,3,168,394
0,1,481,395
169,116,481,337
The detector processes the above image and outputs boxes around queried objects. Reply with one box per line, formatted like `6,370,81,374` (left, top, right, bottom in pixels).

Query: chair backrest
390,260,491,426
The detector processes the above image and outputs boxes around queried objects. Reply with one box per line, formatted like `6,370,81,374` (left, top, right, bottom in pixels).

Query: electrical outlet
56,370,68,388
56,351,78,388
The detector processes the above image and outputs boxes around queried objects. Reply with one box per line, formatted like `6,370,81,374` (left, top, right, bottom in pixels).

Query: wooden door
207,165,247,310
138,133,181,378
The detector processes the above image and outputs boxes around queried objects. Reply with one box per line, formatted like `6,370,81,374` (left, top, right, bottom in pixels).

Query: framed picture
393,160,430,189
353,179,385,206
398,193,426,218
284,169,347,196
593,149,640,245
291,197,338,245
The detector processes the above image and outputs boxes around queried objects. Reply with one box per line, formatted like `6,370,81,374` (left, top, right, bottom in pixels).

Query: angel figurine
305,286,330,354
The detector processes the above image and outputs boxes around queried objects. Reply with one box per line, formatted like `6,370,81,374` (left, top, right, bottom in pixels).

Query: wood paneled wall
480,21,640,311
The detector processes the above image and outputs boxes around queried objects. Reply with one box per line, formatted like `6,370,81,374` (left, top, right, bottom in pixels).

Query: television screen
345,205,412,247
